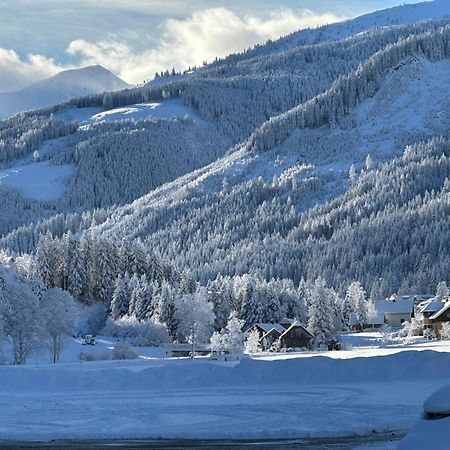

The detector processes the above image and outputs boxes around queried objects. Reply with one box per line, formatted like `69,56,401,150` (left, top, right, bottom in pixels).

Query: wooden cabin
279,321,313,350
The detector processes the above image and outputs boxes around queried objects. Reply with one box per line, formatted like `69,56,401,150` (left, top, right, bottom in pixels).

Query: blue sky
0,0,424,92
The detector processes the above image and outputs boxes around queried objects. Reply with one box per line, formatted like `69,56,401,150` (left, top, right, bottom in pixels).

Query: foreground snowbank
0,351,449,441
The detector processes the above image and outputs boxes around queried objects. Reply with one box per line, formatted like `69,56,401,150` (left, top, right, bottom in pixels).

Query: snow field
0,161,73,201
57,99,202,127
0,349,449,441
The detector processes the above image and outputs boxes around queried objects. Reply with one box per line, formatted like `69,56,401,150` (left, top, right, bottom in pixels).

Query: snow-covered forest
0,3,450,358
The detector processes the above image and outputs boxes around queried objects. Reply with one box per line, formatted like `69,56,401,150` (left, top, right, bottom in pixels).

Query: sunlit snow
0,161,73,201
58,99,201,126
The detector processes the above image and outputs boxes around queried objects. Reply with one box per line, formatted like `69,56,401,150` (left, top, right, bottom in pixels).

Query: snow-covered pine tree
110,274,130,320
436,281,449,300
346,281,370,329
307,277,336,346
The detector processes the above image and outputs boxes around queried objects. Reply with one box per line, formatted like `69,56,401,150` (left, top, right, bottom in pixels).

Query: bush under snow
101,317,170,346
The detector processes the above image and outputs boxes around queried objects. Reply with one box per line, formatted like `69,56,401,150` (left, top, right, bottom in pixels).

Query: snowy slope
0,161,73,201
93,57,450,238
57,98,202,126
0,65,131,119
252,0,450,52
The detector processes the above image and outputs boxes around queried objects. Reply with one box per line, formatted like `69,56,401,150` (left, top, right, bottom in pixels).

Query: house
416,298,445,319
279,321,313,349
373,298,414,327
248,323,285,349
423,298,450,337
247,320,313,350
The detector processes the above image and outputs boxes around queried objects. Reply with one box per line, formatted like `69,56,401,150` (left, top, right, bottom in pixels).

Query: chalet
247,319,313,350
279,321,313,350
423,298,450,337
373,298,415,327
416,298,445,319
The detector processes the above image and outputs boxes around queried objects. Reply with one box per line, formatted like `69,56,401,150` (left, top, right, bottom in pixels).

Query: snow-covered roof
253,323,285,334
375,299,414,314
390,294,433,303
279,321,313,339
430,302,450,321
417,299,445,314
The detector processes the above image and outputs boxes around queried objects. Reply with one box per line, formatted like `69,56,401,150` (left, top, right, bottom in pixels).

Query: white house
373,298,415,327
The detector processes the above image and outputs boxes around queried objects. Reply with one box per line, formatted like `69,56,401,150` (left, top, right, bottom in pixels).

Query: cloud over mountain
0,7,344,92
67,8,344,83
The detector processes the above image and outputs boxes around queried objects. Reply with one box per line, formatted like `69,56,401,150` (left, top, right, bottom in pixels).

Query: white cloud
0,49,69,93
0,7,345,92
67,7,345,84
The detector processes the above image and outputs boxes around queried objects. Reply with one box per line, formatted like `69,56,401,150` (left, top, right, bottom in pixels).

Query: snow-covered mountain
0,65,131,119
0,0,449,301
254,0,450,51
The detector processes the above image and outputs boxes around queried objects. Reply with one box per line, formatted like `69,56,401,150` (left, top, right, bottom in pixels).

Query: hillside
0,1,449,301
0,65,130,119
85,54,450,296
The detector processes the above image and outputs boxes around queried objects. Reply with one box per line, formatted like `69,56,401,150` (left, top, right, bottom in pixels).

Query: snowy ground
255,331,450,361
57,99,202,126
0,161,73,201
0,332,449,443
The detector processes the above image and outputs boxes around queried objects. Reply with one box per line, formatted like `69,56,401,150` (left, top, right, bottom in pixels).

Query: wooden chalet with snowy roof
248,318,313,350
279,321,313,350
423,297,450,337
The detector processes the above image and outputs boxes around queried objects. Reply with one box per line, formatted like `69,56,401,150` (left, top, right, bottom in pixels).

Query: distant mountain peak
0,65,131,119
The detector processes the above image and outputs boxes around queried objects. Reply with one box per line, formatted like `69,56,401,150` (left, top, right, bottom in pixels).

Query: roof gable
280,321,313,339
430,301,450,320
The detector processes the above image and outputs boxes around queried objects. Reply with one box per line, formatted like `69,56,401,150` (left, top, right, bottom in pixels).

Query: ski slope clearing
0,161,73,201
57,99,202,127
0,350,448,442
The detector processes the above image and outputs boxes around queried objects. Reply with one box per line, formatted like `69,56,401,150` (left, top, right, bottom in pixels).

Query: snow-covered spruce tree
41,288,77,363
67,238,85,300
33,232,58,288
175,287,215,356
345,281,371,330
436,281,449,300
307,278,336,347
206,275,233,330
110,274,130,320
95,236,118,306
156,281,177,338
235,274,262,328
132,275,152,320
